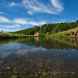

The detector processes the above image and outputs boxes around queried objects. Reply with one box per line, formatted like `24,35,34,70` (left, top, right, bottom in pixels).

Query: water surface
0,37,78,78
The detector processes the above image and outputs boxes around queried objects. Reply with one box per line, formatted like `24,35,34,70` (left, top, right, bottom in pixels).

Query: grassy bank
45,27,78,48
49,27,78,39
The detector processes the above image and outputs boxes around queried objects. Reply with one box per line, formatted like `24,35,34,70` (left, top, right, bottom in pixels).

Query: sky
0,0,78,31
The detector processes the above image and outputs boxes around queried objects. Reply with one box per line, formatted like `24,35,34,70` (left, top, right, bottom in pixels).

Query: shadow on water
0,37,78,78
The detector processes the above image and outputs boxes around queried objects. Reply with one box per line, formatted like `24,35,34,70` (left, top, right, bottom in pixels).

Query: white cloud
0,16,46,31
22,0,64,14
0,16,46,26
0,23,22,32
27,11,33,15
13,19,28,24
51,0,63,12
10,2,16,6
27,21,46,26
14,18,46,25
0,16,10,23
9,2,19,7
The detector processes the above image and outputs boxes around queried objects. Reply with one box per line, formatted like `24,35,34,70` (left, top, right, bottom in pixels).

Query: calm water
0,37,78,78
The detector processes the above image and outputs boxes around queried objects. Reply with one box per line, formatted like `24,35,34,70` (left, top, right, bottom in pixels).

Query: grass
45,27,78,48
0,27,78,41
49,27,78,39
0,32,30,39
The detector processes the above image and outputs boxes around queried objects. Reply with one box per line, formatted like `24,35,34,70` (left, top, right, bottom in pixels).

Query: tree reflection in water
0,37,78,78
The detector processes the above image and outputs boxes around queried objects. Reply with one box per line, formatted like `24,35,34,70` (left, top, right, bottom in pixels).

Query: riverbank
49,27,78,39
45,27,78,48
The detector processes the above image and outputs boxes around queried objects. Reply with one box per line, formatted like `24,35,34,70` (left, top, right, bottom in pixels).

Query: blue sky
0,0,78,31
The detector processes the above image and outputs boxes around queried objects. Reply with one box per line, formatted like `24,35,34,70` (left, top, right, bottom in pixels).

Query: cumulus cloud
22,0,64,14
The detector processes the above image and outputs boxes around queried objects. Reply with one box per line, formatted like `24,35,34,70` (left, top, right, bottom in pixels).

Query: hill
0,20,78,39
14,20,78,36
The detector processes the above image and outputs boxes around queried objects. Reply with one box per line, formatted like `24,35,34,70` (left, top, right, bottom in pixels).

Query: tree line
15,20,78,35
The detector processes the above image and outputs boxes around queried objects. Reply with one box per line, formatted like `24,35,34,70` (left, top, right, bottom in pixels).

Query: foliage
14,21,78,35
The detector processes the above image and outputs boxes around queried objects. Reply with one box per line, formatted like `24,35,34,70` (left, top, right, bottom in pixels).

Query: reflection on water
0,37,78,78
71,38,78,48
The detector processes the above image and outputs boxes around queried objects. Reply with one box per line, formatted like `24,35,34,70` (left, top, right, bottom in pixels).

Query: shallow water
0,38,78,78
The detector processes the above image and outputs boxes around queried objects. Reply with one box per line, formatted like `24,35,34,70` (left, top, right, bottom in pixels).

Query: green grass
46,27,78,47
49,27,78,39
